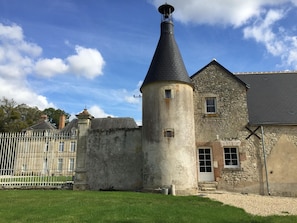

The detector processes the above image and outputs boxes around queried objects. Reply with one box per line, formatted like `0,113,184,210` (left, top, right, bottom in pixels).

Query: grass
0,190,296,223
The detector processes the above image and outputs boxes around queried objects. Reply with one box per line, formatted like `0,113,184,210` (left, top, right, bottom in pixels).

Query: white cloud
88,105,113,118
151,0,297,69
0,77,54,109
243,9,286,56
0,23,52,109
0,22,106,111
35,58,68,77
0,23,23,41
34,45,106,79
243,8,297,68
66,45,105,79
151,0,290,27
114,84,142,105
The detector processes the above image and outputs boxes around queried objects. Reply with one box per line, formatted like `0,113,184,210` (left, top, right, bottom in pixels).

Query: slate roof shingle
141,21,191,91
236,72,297,125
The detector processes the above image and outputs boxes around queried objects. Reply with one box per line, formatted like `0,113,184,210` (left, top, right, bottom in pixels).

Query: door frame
197,147,214,182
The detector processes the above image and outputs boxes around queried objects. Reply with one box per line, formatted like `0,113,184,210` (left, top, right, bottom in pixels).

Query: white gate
0,132,77,189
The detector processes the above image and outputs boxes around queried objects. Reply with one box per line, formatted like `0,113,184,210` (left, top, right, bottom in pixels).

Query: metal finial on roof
140,3,191,91
158,3,174,22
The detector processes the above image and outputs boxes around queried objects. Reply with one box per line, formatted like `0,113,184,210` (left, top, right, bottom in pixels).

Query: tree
0,97,70,132
42,108,70,128
0,98,42,132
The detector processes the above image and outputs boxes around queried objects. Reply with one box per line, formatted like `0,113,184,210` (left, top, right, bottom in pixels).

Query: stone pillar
73,109,93,190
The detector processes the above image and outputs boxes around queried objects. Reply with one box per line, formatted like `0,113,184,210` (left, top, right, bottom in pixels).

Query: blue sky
0,0,297,124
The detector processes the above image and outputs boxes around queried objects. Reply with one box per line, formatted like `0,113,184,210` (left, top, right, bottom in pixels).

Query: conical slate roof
140,6,191,91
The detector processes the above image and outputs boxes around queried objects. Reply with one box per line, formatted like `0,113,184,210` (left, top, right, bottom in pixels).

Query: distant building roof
91,117,138,130
60,117,138,134
59,119,78,134
24,120,57,132
236,72,297,125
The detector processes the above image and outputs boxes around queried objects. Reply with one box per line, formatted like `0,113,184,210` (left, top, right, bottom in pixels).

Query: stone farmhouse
69,4,297,197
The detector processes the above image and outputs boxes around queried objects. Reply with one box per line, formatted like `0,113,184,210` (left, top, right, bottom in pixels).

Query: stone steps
198,182,218,191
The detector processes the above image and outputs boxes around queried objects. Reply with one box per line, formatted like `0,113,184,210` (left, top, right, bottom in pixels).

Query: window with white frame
70,141,76,152
58,158,63,172
69,158,75,171
205,97,217,114
59,142,64,152
224,147,239,168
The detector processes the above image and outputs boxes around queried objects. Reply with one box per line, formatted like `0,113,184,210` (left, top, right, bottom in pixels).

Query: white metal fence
0,132,77,189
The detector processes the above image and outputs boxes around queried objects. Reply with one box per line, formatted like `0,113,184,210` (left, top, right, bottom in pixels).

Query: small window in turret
164,129,174,137
165,89,172,98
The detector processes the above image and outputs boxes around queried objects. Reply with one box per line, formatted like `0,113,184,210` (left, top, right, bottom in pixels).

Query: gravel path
202,191,297,216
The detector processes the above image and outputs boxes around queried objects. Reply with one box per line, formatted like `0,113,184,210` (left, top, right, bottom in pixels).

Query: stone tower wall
142,82,198,195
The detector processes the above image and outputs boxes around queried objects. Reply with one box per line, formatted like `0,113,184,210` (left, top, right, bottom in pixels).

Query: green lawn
0,190,296,223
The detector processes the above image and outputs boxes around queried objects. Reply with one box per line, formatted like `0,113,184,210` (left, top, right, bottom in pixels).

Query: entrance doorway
198,148,214,181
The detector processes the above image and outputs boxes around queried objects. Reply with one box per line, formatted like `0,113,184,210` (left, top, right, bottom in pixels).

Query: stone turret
73,109,94,190
141,4,198,195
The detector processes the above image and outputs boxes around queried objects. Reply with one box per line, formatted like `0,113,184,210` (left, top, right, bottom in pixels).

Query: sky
0,0,297,124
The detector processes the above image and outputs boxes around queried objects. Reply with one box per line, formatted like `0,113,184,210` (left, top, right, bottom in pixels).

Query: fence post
73,109,93,190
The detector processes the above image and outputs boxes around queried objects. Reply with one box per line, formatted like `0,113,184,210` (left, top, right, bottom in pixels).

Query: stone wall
192,62,249,141
86,128,142,191
191,62,297,197
260,126,297,196
191,62,263,194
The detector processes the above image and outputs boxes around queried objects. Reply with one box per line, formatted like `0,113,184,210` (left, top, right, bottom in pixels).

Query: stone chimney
58,114,66,129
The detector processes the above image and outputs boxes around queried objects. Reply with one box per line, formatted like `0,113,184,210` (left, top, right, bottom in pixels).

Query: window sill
222,167,243,172
203,113,219,118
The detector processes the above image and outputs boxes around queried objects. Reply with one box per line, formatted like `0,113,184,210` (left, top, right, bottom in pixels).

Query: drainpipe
260,126,271,195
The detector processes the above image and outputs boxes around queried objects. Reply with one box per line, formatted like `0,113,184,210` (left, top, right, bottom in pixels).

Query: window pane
207,106,215,113
232,154,237,159
70,141,76,152
165,89,172,98
58,158,63,172
231,148,237,153
164,129,174,137
224,147,239,168
206,98,216,113
59,142,64,152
